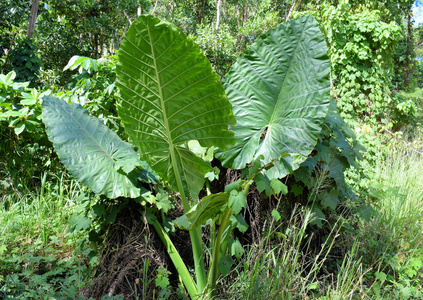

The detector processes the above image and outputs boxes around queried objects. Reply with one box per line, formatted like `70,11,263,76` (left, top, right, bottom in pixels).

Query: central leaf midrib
268,20,307,127
147,24,173,153
147,22,189,210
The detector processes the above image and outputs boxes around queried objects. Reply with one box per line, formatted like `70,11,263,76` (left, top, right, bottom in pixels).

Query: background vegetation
1,0,423,299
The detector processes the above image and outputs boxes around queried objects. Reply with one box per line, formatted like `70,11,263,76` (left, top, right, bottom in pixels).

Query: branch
286,0,303,22
123,10,132,25
381,127,423,155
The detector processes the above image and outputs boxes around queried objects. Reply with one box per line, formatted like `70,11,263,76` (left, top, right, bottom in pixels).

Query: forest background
1,0,423,299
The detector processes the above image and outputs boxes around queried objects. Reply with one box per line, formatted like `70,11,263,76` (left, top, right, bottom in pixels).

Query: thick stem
169,158,207,293
148,214,198,298
206,207,232,299
190,227,207,295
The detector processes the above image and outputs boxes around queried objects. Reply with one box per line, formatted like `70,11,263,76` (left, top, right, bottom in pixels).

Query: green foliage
192,23,238,77
190,0,282,77
116,15,236,202
0,71,55,195
319,3,402,125
217,15,331,179
60,55,122,133
35,0,147,72
0,175,94,299
155,266,172,299
0,0,29,59
389,92,419,130
290,100,365,227
6,38,41,85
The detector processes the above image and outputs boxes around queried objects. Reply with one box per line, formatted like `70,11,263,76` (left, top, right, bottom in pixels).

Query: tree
27,0,40,38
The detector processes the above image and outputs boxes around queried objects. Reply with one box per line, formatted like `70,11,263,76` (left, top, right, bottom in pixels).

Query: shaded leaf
218,255,235,277
230,214,248,233
228,190,246,214
270,178,288,195
42,96,141,198
272,209,281,221
174,193,229,230
230,239,244,259
320,189,339,210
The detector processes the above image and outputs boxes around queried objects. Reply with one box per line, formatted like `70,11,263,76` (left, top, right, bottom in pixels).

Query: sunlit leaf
217,15,330,178
116,15,236,200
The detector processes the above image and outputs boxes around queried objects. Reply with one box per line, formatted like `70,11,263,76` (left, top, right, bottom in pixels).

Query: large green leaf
42,96,141,199
217,15,330,178
116,15,236,201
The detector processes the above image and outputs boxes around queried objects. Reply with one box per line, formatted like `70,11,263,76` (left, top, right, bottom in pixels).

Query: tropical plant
41,14,331,299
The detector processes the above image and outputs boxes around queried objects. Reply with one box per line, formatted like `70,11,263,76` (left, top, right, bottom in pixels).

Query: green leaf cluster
320,4,402,125
290,100,365,227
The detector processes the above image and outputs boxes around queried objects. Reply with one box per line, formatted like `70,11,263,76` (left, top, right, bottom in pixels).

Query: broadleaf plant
41,14,332,300
216,15,331,179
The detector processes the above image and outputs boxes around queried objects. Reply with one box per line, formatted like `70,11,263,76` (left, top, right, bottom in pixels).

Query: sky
413,0,423,25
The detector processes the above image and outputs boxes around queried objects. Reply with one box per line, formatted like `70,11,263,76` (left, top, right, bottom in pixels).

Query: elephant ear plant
42,15,330,299
216,15,330,179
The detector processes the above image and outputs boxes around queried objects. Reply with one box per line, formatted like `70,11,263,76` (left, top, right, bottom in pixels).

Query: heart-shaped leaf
217,15,330,178
116,15,236,202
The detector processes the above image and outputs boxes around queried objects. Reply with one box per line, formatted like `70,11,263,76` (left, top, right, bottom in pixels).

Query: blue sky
413,0,423,25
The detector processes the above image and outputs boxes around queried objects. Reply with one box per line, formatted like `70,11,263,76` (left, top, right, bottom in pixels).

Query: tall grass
1,172,85,250
373,146,423,249
218,206,368,299
349,140,423,298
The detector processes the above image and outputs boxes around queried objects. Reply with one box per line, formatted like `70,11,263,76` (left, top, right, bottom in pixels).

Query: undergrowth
0,173,94,299
1,140,423,299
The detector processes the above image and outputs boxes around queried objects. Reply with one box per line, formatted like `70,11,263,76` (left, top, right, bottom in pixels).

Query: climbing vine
320,4,402,126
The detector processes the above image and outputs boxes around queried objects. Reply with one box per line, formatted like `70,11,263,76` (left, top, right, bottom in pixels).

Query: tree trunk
286,0,302,21
404,12,412,87
223,0,229,24
243,5,249,27
27,0,40,39
216,0,222,31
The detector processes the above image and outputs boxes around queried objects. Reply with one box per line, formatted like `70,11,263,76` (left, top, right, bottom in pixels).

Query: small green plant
0,70,56,196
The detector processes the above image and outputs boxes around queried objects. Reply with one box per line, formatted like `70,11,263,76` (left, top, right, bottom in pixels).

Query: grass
216,206,368,300
359,143,423,298
0,172,94,299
